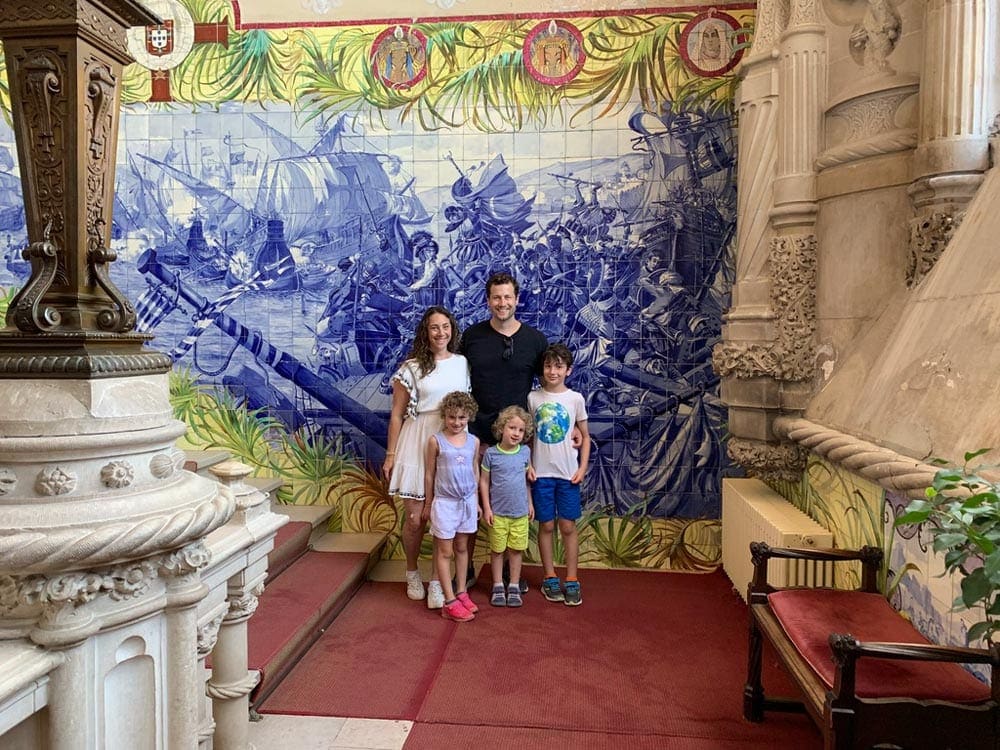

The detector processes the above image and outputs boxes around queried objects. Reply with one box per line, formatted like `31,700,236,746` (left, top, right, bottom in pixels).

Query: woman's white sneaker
405,570,425,601
426,580,444,609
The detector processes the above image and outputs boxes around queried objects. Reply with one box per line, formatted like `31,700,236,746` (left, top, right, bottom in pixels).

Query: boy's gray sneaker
541,577,564,602
506,584,523,607
519,579,529,594
564,580,582,606
490,585,507,607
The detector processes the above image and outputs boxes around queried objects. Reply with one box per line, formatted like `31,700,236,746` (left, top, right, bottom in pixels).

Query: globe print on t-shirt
535,402,571,444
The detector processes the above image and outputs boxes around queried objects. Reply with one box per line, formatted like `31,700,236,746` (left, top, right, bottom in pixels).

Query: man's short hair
486,271,519,297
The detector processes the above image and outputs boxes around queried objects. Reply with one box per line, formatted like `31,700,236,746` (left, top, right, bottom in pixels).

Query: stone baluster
206,574,263,750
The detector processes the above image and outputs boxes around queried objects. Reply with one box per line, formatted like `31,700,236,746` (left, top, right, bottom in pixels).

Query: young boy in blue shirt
527,343,591,606
480,405,534,607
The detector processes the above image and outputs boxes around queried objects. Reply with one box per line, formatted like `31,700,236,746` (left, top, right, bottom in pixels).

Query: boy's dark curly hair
542,342,574,368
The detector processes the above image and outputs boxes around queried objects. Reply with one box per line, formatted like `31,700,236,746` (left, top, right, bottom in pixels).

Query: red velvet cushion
769,589,991,702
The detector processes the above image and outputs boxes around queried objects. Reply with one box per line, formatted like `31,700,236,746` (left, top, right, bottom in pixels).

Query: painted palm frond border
107,7,752,130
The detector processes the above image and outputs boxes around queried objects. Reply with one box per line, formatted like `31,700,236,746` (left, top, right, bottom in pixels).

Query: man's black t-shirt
460,320,548,444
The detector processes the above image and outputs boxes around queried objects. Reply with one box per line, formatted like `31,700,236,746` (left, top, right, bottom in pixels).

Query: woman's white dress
388,353,470,500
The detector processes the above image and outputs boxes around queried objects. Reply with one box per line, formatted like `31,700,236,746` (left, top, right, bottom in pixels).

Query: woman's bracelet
385,451,396,457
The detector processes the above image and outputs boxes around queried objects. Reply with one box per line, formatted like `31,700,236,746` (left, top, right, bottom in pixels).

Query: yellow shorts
489,514,529,553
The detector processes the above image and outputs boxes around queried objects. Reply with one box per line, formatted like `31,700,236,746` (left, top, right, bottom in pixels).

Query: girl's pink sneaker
442,599,474,622
456,591,479,614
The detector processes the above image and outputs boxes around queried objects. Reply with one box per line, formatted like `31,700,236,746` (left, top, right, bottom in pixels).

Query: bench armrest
748,541,883,598
828,634,1000,702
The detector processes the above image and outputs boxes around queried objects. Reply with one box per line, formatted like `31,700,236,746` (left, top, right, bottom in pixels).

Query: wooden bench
744,542,1000,750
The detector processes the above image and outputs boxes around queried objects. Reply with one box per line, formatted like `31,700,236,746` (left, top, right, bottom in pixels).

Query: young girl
423,391,481,622
480,406,534,607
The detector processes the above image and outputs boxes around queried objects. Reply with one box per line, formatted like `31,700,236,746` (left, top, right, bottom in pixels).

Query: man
460,271,548,587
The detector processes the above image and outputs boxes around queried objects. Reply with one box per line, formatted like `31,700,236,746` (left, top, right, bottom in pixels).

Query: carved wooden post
0,7,237,750
0,0,168,373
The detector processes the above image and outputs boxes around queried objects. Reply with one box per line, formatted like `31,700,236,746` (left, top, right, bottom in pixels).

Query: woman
383,306,470,608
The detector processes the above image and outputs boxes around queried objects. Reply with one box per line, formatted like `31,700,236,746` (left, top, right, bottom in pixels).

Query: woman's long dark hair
407,305,461,377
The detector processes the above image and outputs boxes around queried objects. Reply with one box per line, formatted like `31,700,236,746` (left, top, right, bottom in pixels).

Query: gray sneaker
506,584,523,607
518,578,529,595
490,585,507,607
541,577,564,602
563,580,582,606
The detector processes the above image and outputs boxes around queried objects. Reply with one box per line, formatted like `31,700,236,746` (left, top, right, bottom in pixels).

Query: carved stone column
714,0,823,481
906,0,994,285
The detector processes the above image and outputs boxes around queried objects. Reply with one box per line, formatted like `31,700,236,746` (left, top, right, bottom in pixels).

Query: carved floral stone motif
713,234,818,382
35,466,77,496
100,460,134,488
0,468,16,495
728,437,808,482
907,211,960,287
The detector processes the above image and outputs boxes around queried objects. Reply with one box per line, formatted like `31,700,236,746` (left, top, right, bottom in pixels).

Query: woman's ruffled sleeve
391,362,419,420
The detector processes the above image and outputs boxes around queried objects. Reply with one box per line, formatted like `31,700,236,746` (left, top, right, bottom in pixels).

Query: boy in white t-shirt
527,343,591,606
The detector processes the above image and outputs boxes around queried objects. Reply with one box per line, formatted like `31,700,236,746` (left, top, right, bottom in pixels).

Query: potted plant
895,449,1000,645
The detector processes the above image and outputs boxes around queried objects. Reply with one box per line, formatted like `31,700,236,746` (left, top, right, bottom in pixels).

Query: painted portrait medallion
371,25,429,90
678,10,745,77
523,19,585,86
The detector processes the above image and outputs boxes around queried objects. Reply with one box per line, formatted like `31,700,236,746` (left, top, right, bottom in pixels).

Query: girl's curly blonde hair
492,405,534,442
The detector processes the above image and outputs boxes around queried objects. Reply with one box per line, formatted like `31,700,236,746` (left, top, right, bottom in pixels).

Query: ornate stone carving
907,211,960,287
226,591,260,621
149,453,174,478
727,437,808,482
100,460,134,488
0,468,16,495
1,485,234,571
158,541,211,578
0,557,161,616
713,234,817,381
205,671,260,701
35,466,77,496
773,416,938,497
748,0,790,58
197,612,226,656
848,0,900,76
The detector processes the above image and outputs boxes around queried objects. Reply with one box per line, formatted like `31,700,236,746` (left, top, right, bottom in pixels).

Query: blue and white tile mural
0,5,751,568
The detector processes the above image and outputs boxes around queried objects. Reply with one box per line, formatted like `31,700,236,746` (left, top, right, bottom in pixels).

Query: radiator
722,478,835,603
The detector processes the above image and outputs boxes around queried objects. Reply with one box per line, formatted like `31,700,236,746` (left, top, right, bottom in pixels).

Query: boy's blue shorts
532,477,581,523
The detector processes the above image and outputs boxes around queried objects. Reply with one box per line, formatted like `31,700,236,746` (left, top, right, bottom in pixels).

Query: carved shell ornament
35,467,77,496
149,453,174,478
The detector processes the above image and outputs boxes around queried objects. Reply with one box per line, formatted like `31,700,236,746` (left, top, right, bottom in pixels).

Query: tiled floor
249,714,412,750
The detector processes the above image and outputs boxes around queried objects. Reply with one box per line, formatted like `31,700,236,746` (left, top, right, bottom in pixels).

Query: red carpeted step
266,521,313,583
248,550,369,705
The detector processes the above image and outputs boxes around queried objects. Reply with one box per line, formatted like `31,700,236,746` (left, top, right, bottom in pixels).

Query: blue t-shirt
481,444,532,517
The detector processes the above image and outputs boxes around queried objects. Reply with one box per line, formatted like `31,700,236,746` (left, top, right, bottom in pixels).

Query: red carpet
248,550,369,701
259,568,820,748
